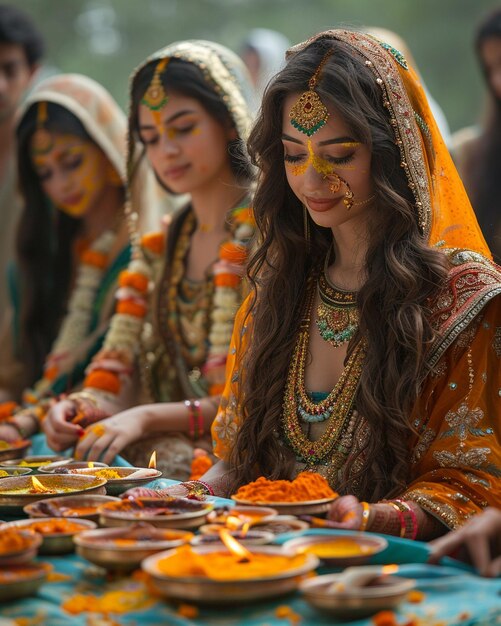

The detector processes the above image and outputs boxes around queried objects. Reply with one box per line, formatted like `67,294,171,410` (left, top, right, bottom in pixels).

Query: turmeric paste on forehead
234,471,337,503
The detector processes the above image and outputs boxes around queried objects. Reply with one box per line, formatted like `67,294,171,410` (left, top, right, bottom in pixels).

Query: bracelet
385,502,406,538
393,499,418,540
359,501,370,532
184,479,215,497
184,399,204,440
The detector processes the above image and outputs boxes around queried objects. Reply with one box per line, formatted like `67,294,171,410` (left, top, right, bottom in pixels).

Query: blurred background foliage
16,0,501,132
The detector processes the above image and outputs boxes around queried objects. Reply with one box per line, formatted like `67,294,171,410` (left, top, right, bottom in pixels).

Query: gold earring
31,102,54,155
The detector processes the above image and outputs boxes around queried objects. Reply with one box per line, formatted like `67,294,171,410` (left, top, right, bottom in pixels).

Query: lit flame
225,515,244,531
382,564,399,575
31,476,51,493
240,522,250,538
219,528,252,562
88,462,94,468
148,451,157,469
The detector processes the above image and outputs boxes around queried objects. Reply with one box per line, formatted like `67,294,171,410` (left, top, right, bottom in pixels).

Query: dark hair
229,38,448,500
0,4,45,66
130,58,253,188
15,102,92,385
461,8,501,262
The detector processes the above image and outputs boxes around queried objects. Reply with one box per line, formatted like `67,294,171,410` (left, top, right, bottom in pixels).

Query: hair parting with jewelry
229,37,448,499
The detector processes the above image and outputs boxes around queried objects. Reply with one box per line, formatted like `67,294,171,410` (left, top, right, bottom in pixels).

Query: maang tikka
31,102,54,155
141,58,170,111
289,49,332,137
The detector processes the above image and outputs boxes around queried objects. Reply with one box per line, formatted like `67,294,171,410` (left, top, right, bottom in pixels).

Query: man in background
0,4,44,322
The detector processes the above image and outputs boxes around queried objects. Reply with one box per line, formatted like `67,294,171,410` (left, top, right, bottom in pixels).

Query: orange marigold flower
407,590,425,603
233,206,254,224
0,401,19,420
84,370,121,394
208,383,225,396
118,270,149,293
81,249,108,269
177,603,199,619
372,611,399,626
219,241,248,264
189,454,213,480
141,232,165,256
214,273,241,288
275,605,301,623
116,300,147,318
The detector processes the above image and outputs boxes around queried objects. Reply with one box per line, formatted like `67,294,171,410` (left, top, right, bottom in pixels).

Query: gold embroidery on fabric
411,428,436,464
494,327,501,357
403,489,462,529
431,361,447,378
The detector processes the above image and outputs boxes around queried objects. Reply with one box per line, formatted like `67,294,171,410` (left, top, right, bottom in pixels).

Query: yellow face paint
32,134,112,218
287,139,359,177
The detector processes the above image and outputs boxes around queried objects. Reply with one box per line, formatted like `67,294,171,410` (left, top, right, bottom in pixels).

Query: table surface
0,435,500,626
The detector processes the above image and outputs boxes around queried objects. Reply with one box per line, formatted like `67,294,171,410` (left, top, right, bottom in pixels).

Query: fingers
75,423,126,464
327,495,360,522
43,401,83,451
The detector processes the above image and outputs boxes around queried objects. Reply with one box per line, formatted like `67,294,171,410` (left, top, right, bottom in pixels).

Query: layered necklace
316,247,360,348
282,279,366,466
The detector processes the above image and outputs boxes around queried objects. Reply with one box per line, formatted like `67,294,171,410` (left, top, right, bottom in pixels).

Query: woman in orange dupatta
208,30,501,540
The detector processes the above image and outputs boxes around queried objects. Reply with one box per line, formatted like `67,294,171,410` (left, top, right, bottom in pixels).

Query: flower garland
0,230,117,429
75,203,255,412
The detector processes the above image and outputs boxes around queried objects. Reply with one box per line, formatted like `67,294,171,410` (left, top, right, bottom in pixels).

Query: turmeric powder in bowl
233,472,337,503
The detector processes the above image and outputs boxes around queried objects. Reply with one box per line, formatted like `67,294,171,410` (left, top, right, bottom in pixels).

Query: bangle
393,499,418,540
359,501,370,531
184,479,215,497
184,399,203,440
385,502,406,538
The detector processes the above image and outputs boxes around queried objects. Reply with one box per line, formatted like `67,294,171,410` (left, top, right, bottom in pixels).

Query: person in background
429,507,501,577
0,4,44,373
0,74,133,441
42,41,256,481
240,27,290,111
452,8,501,264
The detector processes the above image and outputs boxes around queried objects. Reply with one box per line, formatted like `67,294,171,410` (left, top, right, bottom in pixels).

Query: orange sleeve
403,295,501,528
211,295,252,461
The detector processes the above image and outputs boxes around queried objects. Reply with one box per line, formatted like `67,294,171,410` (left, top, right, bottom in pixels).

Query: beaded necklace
282,280,366,465
316,247,359,348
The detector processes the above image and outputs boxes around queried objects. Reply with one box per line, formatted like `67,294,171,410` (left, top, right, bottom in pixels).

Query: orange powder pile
233,471,337,503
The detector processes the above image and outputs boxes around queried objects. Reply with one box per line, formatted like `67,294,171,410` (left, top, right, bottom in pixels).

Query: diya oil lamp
39,460,108,474
300,564,415,620
0,455,68,471
24,494,120,522
71,465,162,496
195,516,274,546
141,527,319,605
4,517,97,555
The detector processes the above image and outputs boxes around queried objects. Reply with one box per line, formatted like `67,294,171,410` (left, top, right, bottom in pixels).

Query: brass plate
231,496,337,516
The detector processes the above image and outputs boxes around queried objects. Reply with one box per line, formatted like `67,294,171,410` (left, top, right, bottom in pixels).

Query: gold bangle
359,501,370,532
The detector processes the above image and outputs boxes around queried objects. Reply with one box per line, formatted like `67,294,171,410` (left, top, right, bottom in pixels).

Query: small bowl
231,496,336,516
300,571,415,619
206,505,277,526
0,474,107,514
39,460,108,474
142,544,319,605
99,497,214,530
0,467,32,478
24,494,120,522
0,439,31,463
0,562,52,602
283,532,388,567
252,516,310,536
191,529,275,546
0,526,42,565
71,467,162,496
74,522,193,571
3,517,97,554
0,455,69,471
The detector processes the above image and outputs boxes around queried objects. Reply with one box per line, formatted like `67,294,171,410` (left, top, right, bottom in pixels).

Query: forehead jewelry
289,49,332,137
141,58,170,111
31,101,54,155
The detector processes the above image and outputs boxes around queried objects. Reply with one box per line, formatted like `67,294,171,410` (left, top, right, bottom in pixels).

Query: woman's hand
428,507,501,577
326,495,366,530
43,399,84,452
74,407,147,464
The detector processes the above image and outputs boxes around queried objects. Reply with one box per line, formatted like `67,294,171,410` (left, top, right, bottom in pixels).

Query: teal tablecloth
1,435,500,625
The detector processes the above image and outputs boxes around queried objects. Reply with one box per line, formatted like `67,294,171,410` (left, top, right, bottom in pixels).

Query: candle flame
219,528,252,562
31,476,51,493
225,515,243,531
240,521,250,537
382,564,399,575
88,461,94,468
148,451,157,469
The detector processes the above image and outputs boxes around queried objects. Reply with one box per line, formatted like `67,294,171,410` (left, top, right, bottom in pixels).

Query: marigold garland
84,370,121,395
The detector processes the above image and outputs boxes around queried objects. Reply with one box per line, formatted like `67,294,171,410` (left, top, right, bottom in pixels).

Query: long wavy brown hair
229,38,448,501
